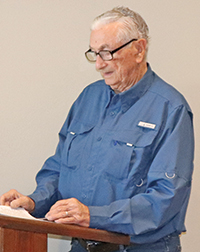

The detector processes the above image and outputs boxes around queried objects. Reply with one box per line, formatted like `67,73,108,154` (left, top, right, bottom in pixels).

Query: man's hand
45,198,90,227
0,189,35,213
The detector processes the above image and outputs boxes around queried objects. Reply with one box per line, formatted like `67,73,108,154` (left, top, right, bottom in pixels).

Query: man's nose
95,55,107,70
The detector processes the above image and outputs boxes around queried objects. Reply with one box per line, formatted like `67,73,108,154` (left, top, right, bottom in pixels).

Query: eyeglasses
85,38,138,62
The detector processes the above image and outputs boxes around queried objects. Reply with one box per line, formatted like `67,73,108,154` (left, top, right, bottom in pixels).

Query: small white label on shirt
126,143,133,147
70,131,76,135
138,121,156,129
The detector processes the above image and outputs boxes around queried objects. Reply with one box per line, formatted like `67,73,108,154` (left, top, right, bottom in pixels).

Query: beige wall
0,1,199,251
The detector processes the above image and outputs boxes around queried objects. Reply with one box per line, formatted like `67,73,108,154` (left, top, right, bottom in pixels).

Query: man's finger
10,198,24,209
10,196,35,212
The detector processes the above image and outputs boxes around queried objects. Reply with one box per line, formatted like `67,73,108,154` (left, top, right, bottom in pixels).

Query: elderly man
0,6,194,252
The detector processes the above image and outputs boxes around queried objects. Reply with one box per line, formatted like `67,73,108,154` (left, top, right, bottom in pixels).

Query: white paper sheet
0,205,36,220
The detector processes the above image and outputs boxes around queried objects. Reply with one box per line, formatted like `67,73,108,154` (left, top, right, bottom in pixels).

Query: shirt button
97,137,102,141
82,194,87,199
110,111,115,117
88,165,94,171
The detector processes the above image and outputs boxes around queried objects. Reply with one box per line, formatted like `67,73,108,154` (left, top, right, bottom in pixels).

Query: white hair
91,6,149,55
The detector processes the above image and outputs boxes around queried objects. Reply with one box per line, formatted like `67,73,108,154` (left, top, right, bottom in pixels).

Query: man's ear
135,39,147,63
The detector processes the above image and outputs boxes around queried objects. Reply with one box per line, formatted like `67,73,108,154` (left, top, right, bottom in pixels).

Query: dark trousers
69,233,181,252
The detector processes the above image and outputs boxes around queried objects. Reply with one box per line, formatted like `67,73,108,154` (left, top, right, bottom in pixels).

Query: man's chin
104,80,113,87
104,81,117,90
104,78,114,86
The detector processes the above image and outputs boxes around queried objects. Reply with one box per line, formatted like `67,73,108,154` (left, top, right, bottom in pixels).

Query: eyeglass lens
86,50,112,62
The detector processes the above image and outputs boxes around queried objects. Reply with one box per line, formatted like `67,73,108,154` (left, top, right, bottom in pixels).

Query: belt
76,238,124,252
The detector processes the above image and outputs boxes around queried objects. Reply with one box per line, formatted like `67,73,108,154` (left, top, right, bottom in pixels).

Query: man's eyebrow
89,43,111,51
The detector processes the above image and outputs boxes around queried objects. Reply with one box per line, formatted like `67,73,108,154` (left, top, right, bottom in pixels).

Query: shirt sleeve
89,105,194,242
27,87,92,217
28,106,75,217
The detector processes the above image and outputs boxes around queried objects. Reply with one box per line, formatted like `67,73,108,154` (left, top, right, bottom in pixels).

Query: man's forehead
90,23,121,50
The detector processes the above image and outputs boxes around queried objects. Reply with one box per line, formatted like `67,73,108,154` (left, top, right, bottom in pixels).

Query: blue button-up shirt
29,65,194,244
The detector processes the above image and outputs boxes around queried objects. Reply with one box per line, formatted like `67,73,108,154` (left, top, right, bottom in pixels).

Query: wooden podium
0,215,130,252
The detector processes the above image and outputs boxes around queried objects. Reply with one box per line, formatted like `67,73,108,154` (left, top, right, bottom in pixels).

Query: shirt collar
109,63,154,113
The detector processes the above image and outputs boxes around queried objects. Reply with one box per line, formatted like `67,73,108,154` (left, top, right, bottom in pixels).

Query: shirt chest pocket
61,122,94,169
104,127,159,180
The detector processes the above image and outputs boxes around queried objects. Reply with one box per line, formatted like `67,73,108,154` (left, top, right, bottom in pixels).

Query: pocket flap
67,120,95,135
112,127,158,147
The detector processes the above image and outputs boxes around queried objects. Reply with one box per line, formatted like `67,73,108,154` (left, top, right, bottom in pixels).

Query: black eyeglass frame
85,38,138,62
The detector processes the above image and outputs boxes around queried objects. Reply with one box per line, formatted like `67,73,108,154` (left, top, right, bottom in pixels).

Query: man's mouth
102,71,113,78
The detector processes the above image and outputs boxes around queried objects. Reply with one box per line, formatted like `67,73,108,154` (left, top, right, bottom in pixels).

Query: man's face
89,22,146,92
